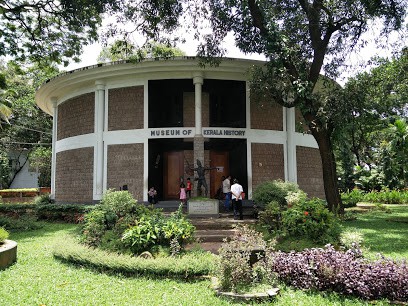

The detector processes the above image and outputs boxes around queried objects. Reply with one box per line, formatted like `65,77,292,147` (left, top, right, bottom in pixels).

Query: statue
191,159,218,197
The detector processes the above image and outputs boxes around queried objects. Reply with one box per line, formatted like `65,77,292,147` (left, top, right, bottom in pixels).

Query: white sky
64,22,406,85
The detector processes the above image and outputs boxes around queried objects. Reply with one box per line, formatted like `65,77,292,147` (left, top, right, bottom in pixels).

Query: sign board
188,199,219,215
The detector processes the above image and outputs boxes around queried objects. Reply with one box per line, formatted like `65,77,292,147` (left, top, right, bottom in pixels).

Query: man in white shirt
230,178,243,220
222,175,231,212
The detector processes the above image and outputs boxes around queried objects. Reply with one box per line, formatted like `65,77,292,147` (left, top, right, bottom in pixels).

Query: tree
106,0,406,213
334,49,408,190
0,71,13,126
382,119,408,188
0,61,58,188
0,0,119,66
97,40,185,63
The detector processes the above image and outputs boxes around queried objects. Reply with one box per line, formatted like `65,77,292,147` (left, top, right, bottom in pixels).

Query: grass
342,204,408,260
1,205,407,305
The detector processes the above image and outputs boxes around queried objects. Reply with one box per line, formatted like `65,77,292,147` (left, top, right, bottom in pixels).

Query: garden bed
0,239,17,270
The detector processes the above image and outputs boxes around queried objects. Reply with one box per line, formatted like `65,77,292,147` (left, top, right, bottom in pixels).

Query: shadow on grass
54,256,212,283
343,207,408,257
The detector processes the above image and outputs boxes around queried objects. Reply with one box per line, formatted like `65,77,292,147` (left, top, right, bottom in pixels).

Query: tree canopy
1,0,406,211
0,0,118,66
335,48,408,191
108,0,406,213
0,61,58,188
97,40,185,63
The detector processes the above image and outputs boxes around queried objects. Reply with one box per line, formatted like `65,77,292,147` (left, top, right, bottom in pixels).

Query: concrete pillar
193,73,204,135
50,97,58,200
193,73,204,197
246,82,253,198
94,81,105,200
286,107,297,182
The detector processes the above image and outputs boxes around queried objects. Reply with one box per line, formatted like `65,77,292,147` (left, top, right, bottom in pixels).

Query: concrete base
0,239,17,270
188,199,219,217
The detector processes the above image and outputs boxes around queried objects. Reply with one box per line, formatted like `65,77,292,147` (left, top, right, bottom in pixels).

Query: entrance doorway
210,151,229,198
164,151,184,200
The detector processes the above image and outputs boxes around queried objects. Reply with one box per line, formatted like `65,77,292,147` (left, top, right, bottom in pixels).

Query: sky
64,23,406,85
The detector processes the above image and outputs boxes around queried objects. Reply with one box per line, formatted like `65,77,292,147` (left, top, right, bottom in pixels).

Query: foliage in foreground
80,190,195,255
268,245,408,302
53,235,216,278
254,181,340,245
252,179,306,210
217,225,273,292
0,215,43,231
0,226,9,243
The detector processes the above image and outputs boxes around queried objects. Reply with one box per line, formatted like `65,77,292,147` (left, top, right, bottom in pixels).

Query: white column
286,107,297,182
143,80,149,201
50,97,58,200
94,81,105,201
246,82,253,199
193,73,204,135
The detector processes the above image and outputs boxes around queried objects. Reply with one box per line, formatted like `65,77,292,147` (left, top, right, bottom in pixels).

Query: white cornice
36,57,264,116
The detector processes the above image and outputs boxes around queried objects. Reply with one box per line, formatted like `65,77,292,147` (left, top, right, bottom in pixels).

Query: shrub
122,215,162,254
0,204,36,218
363,189,408,204
0,227,9,243
35,203,93,223
33,193,52,205
217,225,273,292
122,205,195,255
0,215,43,231
160,205,195,246
80,191,195,255
252,180,306,209
339,228,364,250
341,189,364,208
53,235,216,278
255,180,307,235
281,198,341,243
267,245,408,301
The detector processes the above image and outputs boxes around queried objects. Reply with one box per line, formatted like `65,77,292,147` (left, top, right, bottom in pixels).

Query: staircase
149,199,259,254
186,217,258,254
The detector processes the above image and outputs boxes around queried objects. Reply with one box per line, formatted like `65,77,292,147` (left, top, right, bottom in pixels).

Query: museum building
35,57,324,203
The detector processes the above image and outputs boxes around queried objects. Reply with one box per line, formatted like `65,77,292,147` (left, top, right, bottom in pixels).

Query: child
179,183,187,204
148,187,157,204
186,177,192,199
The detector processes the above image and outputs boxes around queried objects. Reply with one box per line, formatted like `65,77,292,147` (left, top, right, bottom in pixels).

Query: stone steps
186,217,258,253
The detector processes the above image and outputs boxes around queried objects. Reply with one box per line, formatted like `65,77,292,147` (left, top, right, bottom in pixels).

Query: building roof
35,56,264,116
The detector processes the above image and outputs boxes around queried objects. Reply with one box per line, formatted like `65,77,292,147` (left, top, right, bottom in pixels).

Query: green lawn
343,204,408,260
1,205,407,305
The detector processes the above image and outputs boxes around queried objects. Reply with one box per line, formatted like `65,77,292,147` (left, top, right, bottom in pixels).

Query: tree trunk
311,128,344,215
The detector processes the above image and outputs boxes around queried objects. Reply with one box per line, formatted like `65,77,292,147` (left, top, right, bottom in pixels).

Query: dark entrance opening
206,138,248,198
148,139,193,201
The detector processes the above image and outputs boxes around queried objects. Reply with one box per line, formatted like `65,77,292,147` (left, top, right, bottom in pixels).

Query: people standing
231,178,244,220
179,182,187,204
186,177,192,199
148,187,157,204
222,175,231,212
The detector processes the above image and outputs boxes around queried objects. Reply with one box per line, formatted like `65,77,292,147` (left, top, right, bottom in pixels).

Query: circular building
35,57,324,203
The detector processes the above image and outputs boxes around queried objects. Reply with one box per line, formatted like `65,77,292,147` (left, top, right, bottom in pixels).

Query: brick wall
296,146,325,198
55,147,94,203
107,144,144,201
57,93,95,140
108,86,144,130
183,150,194,177
251,143,285,189
183,93,195,127
251,100,283,130
183,92,209,127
